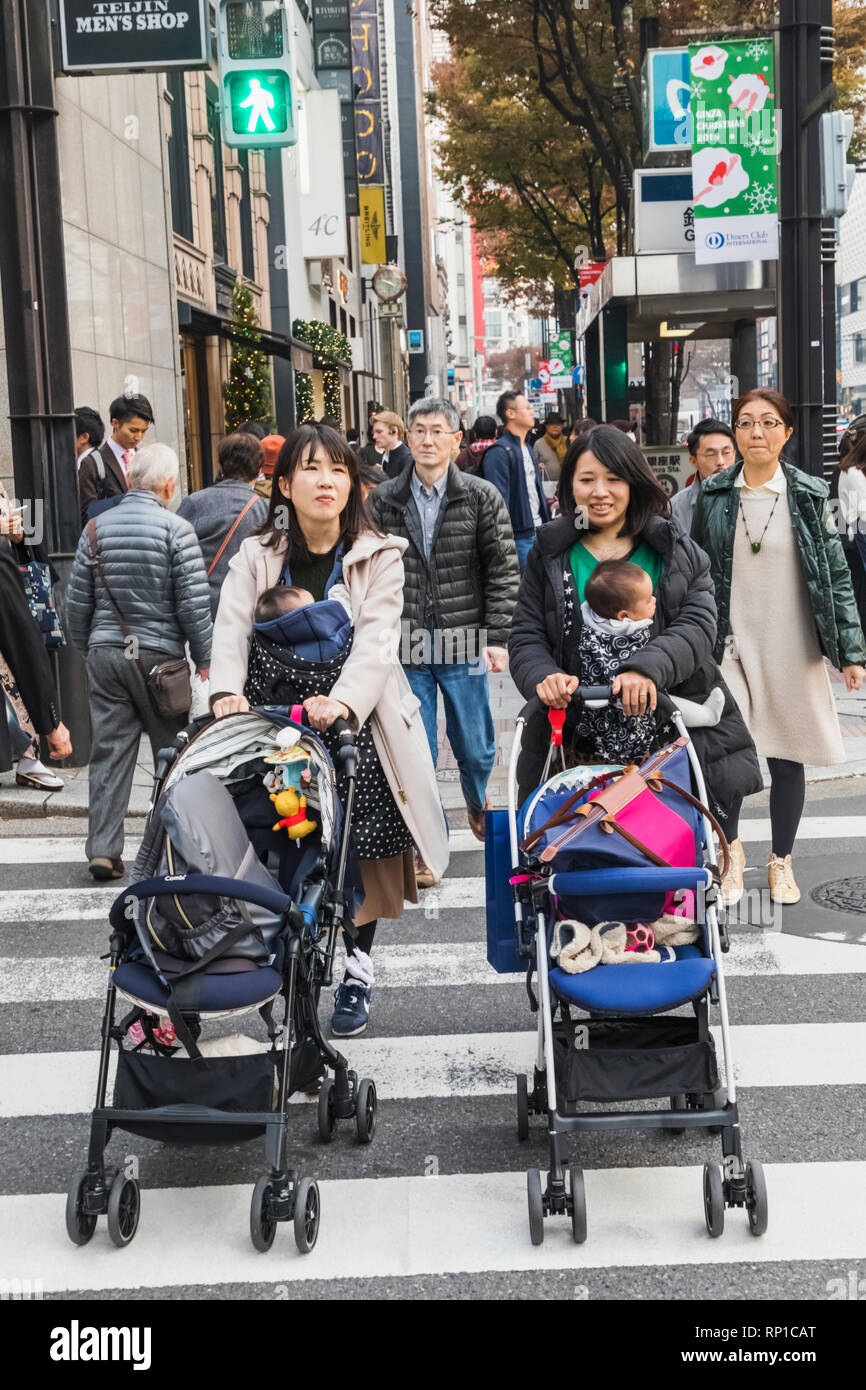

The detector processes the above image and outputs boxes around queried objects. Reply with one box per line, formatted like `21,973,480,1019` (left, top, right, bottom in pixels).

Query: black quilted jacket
367,461,520,647
508,514,762,813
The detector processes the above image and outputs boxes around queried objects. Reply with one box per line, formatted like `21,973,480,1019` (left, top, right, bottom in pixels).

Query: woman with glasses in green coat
691,388,866,908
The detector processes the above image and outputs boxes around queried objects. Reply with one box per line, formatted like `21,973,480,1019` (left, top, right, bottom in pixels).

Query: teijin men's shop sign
58,1,211,73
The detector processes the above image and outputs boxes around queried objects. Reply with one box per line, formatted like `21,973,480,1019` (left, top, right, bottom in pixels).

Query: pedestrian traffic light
820,110,856,218
216,1,296,148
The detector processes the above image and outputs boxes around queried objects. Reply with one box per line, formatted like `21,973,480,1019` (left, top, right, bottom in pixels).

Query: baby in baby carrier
246,580,354,709
573,559,725,762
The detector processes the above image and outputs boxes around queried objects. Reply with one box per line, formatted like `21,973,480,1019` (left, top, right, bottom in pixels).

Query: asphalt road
1,774,865,1301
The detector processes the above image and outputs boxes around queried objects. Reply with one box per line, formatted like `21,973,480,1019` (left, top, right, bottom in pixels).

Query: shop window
166,72,193,242
205,77,228,264
238,150,255,281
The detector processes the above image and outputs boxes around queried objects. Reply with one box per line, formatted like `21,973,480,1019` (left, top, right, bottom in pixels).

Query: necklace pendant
751,540,761,554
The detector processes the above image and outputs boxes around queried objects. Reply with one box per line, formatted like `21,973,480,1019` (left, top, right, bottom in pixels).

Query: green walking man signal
216,1,296,148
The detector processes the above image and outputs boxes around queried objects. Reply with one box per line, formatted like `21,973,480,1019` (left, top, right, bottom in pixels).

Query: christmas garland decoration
292,318,352,368
295,371,315,423
224,283,273,432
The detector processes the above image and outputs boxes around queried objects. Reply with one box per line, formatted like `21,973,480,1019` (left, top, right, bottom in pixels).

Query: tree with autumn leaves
429,1,866,440
430,0,866,294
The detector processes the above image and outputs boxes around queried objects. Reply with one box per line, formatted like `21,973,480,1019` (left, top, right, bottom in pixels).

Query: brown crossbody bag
86,519,192,721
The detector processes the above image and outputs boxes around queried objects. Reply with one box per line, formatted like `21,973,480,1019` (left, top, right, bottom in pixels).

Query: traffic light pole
777,0,836,476
0,0,89,760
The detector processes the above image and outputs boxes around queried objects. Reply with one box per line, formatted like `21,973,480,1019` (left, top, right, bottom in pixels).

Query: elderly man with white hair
68,443,212,879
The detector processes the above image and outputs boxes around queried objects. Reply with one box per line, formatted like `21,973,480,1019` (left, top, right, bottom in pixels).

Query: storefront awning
178,304,314,364
576,254,777,342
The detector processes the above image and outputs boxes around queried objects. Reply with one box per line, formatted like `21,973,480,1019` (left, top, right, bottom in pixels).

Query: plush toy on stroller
66,706,376,1256
486,685,769,1245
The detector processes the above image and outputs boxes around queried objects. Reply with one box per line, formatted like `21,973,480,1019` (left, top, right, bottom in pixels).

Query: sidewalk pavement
2,668,866,821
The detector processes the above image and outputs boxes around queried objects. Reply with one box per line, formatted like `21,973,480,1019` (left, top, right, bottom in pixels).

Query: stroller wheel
250,1176,278,1252
745,1160,768,1236
106,1176,140,1248
702,1162,725,1238
527,1169,544,1246
65,1171,97,1246
293,1177,320,1254
317,1080,337,1143
355,1078,377,1144
516,1074,530,1142
568,1166,587,1244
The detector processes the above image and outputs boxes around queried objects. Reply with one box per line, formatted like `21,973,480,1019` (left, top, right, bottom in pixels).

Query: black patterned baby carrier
573,617,657,763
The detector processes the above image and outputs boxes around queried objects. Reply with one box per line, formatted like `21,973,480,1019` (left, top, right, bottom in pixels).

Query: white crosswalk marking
2,1162,865,1293
1,813,859,864
3,1021,866,1118
2,931,864,1004
1,778,865,1298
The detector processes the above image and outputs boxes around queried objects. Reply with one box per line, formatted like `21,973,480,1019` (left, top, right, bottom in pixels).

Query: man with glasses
671,418,738,535
482,390,551,570
367,397,520,879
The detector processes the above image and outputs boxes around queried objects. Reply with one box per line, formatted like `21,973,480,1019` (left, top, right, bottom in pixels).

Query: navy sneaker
330,981,371,1037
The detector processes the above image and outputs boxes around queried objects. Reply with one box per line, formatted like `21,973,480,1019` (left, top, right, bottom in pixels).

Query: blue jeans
404,659,496,812
515,533,536,571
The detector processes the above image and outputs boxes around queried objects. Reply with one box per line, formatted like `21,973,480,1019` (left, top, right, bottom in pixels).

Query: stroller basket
553,1016,719,1106
113,1049,275,1145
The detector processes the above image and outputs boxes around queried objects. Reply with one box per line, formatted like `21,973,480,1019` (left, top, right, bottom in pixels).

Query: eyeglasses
734,417,785,432
408,426,457,441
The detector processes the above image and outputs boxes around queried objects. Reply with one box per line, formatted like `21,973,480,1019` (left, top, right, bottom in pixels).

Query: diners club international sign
58,0,211,72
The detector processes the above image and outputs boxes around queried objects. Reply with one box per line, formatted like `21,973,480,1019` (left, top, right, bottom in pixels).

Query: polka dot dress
245,633,412,861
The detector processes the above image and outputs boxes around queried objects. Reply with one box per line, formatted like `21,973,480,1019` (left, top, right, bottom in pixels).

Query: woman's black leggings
716,759,806,859
342,920,377,982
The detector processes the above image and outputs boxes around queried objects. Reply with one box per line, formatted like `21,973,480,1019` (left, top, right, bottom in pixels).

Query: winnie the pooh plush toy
269,785,317,838
263,743,317,838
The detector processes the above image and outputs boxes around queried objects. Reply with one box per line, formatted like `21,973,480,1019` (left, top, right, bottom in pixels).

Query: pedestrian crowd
2,381,866,1036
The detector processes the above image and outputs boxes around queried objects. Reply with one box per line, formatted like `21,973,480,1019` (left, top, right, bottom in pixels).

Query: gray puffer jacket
67,489,212,666
367,461,520,647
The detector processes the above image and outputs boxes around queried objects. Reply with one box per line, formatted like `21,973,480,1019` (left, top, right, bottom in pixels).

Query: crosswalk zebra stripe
0,930,862,1006
3,1020,865,1119
0,815,864,866
9,871,859,923
1,1161,864,1292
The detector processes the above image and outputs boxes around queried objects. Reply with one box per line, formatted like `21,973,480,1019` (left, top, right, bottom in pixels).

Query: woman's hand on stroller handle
212,693,250,719
536,672,580,708
303,694,350,732
612,671,657,716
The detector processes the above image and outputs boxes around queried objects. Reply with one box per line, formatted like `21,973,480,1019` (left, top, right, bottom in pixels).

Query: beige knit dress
720,473,845,766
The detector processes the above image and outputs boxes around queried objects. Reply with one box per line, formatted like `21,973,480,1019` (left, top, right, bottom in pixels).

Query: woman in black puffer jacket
508,427,761,896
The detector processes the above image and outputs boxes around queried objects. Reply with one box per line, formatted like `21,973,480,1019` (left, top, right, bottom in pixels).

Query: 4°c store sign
57,1,211,73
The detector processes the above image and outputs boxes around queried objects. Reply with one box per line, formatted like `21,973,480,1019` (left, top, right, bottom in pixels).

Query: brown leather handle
520,767,637,853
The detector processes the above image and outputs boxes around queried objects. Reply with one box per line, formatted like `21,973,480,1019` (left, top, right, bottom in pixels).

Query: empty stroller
485,685,768,1244
66,707,377,1255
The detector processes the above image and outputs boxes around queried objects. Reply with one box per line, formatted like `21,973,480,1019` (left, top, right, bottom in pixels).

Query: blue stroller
66,708,376,1255
486,686,768,1244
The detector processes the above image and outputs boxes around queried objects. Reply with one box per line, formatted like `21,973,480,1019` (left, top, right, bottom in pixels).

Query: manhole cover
810,877,866,914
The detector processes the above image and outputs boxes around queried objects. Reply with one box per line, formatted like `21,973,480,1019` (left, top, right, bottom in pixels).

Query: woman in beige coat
210,423,449,1037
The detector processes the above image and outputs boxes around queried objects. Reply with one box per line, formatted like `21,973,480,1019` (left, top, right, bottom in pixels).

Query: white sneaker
768,854,800,905
720,838,745,905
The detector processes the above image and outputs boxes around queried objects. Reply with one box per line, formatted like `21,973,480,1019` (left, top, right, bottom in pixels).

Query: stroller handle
109,874,294,930
519,685,678,722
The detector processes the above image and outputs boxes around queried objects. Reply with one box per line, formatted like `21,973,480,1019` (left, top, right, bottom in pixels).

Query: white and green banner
688,38,779,265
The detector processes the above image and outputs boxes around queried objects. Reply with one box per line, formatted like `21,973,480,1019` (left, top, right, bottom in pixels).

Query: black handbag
85,520,191,720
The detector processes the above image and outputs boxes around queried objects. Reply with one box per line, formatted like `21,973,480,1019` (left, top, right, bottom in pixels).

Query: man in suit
372,410,413,479
482,389,550,570
78,392,154,525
